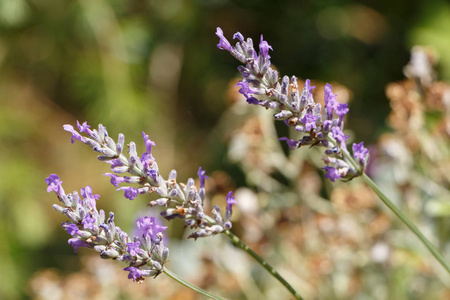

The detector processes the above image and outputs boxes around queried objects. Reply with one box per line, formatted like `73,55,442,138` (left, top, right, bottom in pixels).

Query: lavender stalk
64,122,235,239
216,27,450,274
45,174,227,300
62,121,305,299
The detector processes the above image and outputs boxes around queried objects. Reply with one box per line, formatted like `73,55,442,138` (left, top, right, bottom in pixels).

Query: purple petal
123,267,148,282
65,224,80,236
259,35,272,60
45,174,64,195
68,238,90,253
197,167,208,189
279,137,299,150
117,186,138,200
323,166,341,182
233,32,244,43
136,216,167,242
216,27,232,51
352,142,369,163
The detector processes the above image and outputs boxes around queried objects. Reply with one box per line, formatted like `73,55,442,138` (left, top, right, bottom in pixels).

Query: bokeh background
1,0,450,299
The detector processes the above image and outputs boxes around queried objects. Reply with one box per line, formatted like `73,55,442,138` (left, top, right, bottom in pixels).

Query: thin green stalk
339,145,450,274
222,230,304,300
163,268,228,300
360,173,450,273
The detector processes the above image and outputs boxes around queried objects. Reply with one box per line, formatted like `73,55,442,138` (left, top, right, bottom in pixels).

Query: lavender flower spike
216,28,370,181
45,174,169,282
62,122,238,239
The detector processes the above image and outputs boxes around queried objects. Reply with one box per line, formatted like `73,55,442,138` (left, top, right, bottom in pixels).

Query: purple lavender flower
68,238,90,253
233,32,244,42
77,120,93,135
304,79,316,97
331,127,349,145
118,186,138,200
324,83,337,120
323,166,341,182
136,216,167,243
60,121,237,240
65,224,80,236
258,35,272,60
217,28,370,181
45,174,64,195
127,240,141,256
225,191,237,221
142,132,156,155
82,214,96,230
80,186,99,209
335,103,349,125
46,174,169,282
215,27,231,51
123,267,149,283
279,137,299,150
236,81,257,100
301,112,319,132
197,167,208,189
105,173,126,187
353,142,369,165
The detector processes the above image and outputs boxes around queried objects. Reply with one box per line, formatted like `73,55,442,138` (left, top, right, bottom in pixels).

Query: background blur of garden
1,0,450,299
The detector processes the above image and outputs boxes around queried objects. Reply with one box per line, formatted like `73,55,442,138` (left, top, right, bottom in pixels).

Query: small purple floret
197,167,208,189
236,81,256,98
123,267,147,282
65,224,79,236
216,27,232,51
142,132,156,155
304,79,316,98
353,142,369,163
45,174,64,194
77,121,92,135
226,191,236,214
323,166,341,182
105,173,126,187
118,186,138,200
136,216,167,242
82,214,96,230
233,32,244,43
279,137,299,150
63,124,84,144
80,186,100,209
301,112,319,132
68,238,90,253
259,35,272,60
324,84,337,119
331,127,349,144
127,240,141,256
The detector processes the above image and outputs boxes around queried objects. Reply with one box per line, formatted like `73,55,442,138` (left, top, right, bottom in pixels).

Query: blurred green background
1,0,450,299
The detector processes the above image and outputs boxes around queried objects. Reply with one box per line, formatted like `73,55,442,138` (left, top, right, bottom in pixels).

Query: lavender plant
45,27,449,300
45,174,168,282
44,177,228,300
47,121,303,299
215,27,450,274
216,27,369,182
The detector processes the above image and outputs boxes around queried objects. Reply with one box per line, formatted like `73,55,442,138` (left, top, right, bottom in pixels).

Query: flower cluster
216,27,369,181
45,174,169,282
63,121,236,239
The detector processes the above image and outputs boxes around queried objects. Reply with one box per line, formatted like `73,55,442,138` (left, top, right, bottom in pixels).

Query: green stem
163,268,228,300
339,145,450,274
360,173,450,274
222,230,304,300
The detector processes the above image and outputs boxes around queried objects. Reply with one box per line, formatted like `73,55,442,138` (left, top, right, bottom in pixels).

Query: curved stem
163,268,228,300
222,230,304,300
360,173,450,274
339,146,450,274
